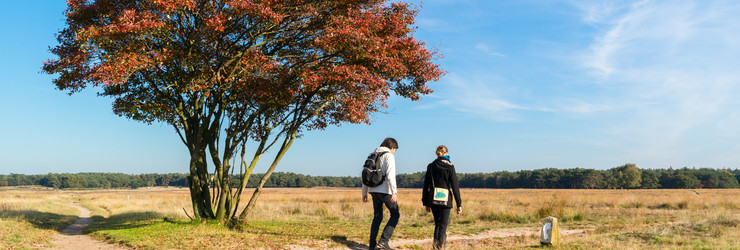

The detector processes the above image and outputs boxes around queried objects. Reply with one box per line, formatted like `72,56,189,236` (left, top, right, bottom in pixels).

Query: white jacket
362,146,397,195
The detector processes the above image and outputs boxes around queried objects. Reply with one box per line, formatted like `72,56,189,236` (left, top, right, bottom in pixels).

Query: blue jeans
369,192,399,249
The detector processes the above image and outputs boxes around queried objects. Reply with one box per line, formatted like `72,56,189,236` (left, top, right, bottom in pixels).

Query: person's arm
422,164,432,205
362,184,368,202
385,154,398,202
424,165,432,212
450,167,462,212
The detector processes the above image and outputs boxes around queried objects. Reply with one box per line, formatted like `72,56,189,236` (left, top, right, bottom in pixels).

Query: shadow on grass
85,211,167,233
529,244,554,248
0,209,78,232
330,235,367,250
0,208,173,234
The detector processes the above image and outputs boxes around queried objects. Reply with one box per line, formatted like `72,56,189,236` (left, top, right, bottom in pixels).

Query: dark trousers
431,206,451,249
369,192,399,249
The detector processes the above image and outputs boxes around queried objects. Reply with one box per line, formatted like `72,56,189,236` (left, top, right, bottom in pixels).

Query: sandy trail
45,203,127,250
289,227,586,249
388,227,586,247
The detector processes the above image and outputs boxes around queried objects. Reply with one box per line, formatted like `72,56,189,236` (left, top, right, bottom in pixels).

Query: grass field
2,187,740,249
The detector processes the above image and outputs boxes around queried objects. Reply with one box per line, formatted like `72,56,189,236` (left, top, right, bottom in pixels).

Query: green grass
90,219,262,249
90,217,371,248
478,211,536,224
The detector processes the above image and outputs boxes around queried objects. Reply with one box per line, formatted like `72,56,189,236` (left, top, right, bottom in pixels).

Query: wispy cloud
418,0,740,169
437,74,519,121
415,17,457,33
574,0,740,166
570,0,638,26
474,43,506,57
433,73,553,121
557,99,620,114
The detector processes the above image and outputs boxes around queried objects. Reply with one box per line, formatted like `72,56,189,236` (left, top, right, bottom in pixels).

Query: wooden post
540,216,561,246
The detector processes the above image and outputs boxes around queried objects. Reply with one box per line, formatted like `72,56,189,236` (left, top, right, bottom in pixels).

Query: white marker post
540,216,561,246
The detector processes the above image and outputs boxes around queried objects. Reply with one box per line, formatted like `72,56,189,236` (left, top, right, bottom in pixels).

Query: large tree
43,0,443,222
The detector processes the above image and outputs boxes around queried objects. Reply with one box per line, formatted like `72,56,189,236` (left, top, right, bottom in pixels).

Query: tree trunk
229,145,263,220
187,147,215,219
208,141,230,221
238,132,296,221
214,159,232,221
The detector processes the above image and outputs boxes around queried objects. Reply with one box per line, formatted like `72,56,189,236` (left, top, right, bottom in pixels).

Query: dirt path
387,227,586,248
288,227,587,249
45,203,127,250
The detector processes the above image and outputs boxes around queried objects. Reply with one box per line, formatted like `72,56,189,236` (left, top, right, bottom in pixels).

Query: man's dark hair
380,137,398,150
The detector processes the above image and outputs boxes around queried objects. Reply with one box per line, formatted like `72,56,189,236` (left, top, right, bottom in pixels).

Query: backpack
362,151,388,187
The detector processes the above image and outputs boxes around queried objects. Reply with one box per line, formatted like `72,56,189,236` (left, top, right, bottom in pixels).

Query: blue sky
3,0,740,176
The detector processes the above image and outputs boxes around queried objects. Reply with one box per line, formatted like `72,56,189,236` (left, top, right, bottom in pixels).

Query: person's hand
425,206,431,213
457,207,463,215
362,195,368,202
390,193,398,203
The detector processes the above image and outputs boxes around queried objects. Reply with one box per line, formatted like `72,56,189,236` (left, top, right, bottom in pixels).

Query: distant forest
2,164,739,189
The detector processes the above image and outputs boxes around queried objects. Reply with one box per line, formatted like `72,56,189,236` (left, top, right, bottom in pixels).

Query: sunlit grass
0,187,79,249
2,187,740,249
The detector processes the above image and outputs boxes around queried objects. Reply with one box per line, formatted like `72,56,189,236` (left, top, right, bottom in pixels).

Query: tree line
2,164,739,189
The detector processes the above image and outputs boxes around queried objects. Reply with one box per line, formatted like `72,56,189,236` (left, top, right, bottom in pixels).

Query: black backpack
362,151,388,187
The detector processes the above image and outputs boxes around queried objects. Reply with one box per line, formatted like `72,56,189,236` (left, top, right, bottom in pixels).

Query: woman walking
362,138,400,250
422,145,462,250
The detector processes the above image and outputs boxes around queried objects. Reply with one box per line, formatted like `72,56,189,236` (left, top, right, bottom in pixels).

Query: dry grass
0,186,79,249
2,187,740,249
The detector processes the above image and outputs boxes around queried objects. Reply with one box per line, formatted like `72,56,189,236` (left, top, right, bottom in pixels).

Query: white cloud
435,73,527,121
415,18,457,33
474,43,506,57
574,0,740,167
558,99,618,114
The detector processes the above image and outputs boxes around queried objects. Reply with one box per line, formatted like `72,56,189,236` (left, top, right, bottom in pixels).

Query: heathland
2,187,740,249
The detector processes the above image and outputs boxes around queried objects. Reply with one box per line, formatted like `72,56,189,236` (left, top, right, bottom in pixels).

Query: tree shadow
0,208,170,234
529,244,554,248
0,209,171,232
235,227,312,238
330,235,367,250
85,211,167,233
0,209,78,232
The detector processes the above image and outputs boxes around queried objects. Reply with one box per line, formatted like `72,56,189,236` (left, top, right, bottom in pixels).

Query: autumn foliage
44,0,443,222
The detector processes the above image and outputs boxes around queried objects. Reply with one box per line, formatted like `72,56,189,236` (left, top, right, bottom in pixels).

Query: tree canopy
43,0,443,222
613,163,642,189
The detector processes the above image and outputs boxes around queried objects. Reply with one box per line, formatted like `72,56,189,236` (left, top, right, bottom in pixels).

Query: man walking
362,137,400,250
